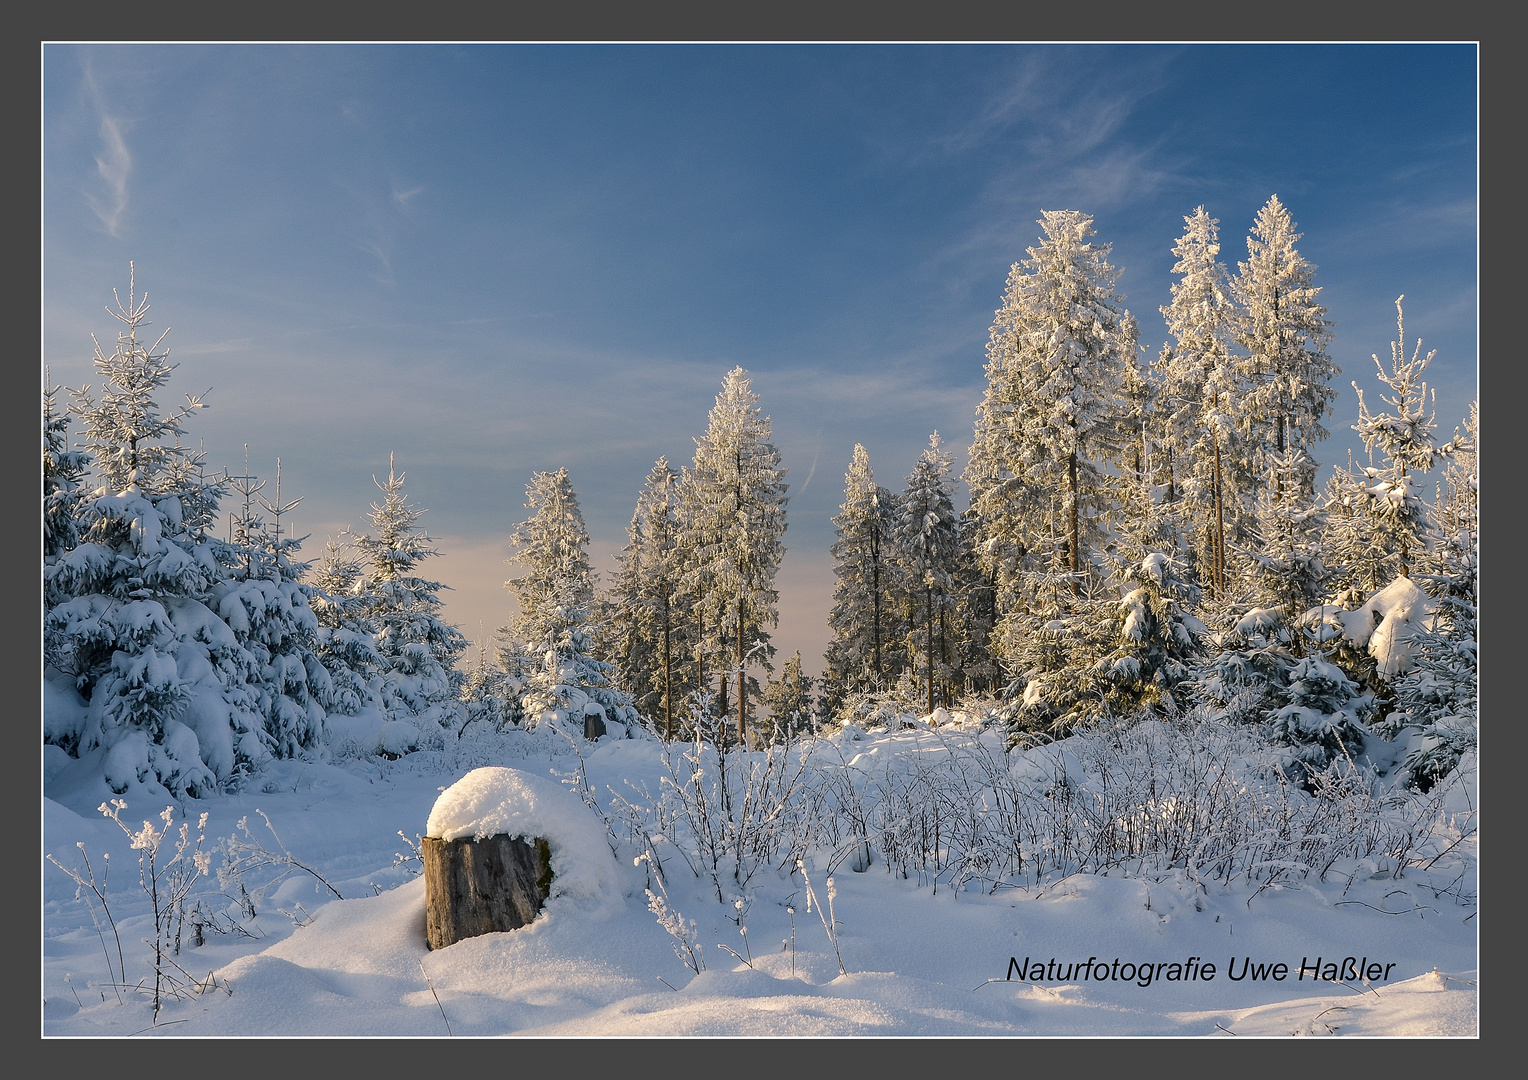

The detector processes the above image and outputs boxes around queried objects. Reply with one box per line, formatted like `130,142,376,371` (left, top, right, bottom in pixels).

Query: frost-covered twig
46,843,125,1004
798,860,847,976
216,809,342,906
639,851,705,975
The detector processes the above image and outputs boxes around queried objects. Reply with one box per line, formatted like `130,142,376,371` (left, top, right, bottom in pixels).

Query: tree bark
662,580,672,740
737,602,747,750
423,834,552,950
1068,449,1081,584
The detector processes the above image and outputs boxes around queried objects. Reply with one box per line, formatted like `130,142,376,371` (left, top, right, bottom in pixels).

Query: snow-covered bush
1268,655,1372,790
643,693,817,902
45,270,281,793
1088,552,1207,719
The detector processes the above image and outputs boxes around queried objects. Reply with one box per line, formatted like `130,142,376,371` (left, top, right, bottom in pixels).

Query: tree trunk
1068,449,1081,584
1213,432,1226,595
736,602,746,750
423,833,552,950
872,539,882,685
662,580,672,740
925,583,934,718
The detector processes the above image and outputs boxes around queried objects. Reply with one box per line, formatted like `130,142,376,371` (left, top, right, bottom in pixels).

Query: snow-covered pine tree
502,467,635,736
965,210,1133,604
995,522,1111,739
1110,311,1153,490
307,535,387,718
682,368,789,748
1090,552,1206,720
350,457,467,744
610,457,688,737
1155,207,1248,594
1232,196,1336,496
820,444,901,721
44,268,249,794
1270,655,1372,792
210,455,329,759
1319,453,1391,604
458,634,520,733
1387,402,1477,790
895,431,961,716
1349,296,1448,580
762,650,815,742
504,467,595,650
1240,446,1328,645
951,508,1000,700
1192,605,1300,729
44,373,91,605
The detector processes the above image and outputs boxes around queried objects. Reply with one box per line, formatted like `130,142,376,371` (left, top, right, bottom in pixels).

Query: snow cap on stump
426,766,622,910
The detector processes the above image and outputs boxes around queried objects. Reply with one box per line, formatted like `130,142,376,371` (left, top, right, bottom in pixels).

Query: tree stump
583,710,607,741
422,833,553,950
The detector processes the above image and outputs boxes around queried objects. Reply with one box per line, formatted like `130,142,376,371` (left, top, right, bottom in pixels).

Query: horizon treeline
43,196,1478,798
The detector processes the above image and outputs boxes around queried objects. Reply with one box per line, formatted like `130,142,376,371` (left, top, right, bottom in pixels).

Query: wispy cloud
796,430,823,496
938,49,1172,164
335,175,427,286
919,50,1186,297
81,62,131,238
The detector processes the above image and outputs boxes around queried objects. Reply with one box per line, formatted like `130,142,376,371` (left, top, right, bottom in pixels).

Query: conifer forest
43,44,1477,1037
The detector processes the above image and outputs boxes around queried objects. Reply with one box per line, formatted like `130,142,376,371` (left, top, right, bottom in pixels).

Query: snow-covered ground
42,718,1477,1038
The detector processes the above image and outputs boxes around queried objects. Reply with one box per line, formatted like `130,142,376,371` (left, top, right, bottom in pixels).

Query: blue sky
43,44,1478,674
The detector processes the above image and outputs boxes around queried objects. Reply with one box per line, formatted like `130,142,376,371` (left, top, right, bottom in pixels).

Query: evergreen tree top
355,454,441,581
78,263,209,496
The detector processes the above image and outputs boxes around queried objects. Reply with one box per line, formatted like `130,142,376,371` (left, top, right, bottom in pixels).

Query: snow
1309,576,1433,676
425,766,622,914
42,719,1477,1038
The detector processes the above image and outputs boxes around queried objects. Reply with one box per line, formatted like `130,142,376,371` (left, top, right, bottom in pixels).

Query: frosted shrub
102,800,216,1021
796,710,1468,899
816,726,1024,891
650,693,817,901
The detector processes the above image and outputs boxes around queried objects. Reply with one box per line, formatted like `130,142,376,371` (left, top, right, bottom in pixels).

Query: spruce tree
1090,552,1206,720
1241,447,1328,637
1320,455,1391,604
1388,402,1477,790
212,455,329,758
762,650,815,742
308,535,387,717
610,457,687,736
504,468,596,657
821,444,899,719
1232,195,1336,494
966,210,1133,604
997,522,1110,738
1349,296,1447,580
502,467,633,735
44,267,241,793
351,457,467,741
682,368,788,748
44,374,91,605
895,432,961,716
1155,207,1247,594
951,510,1000,700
